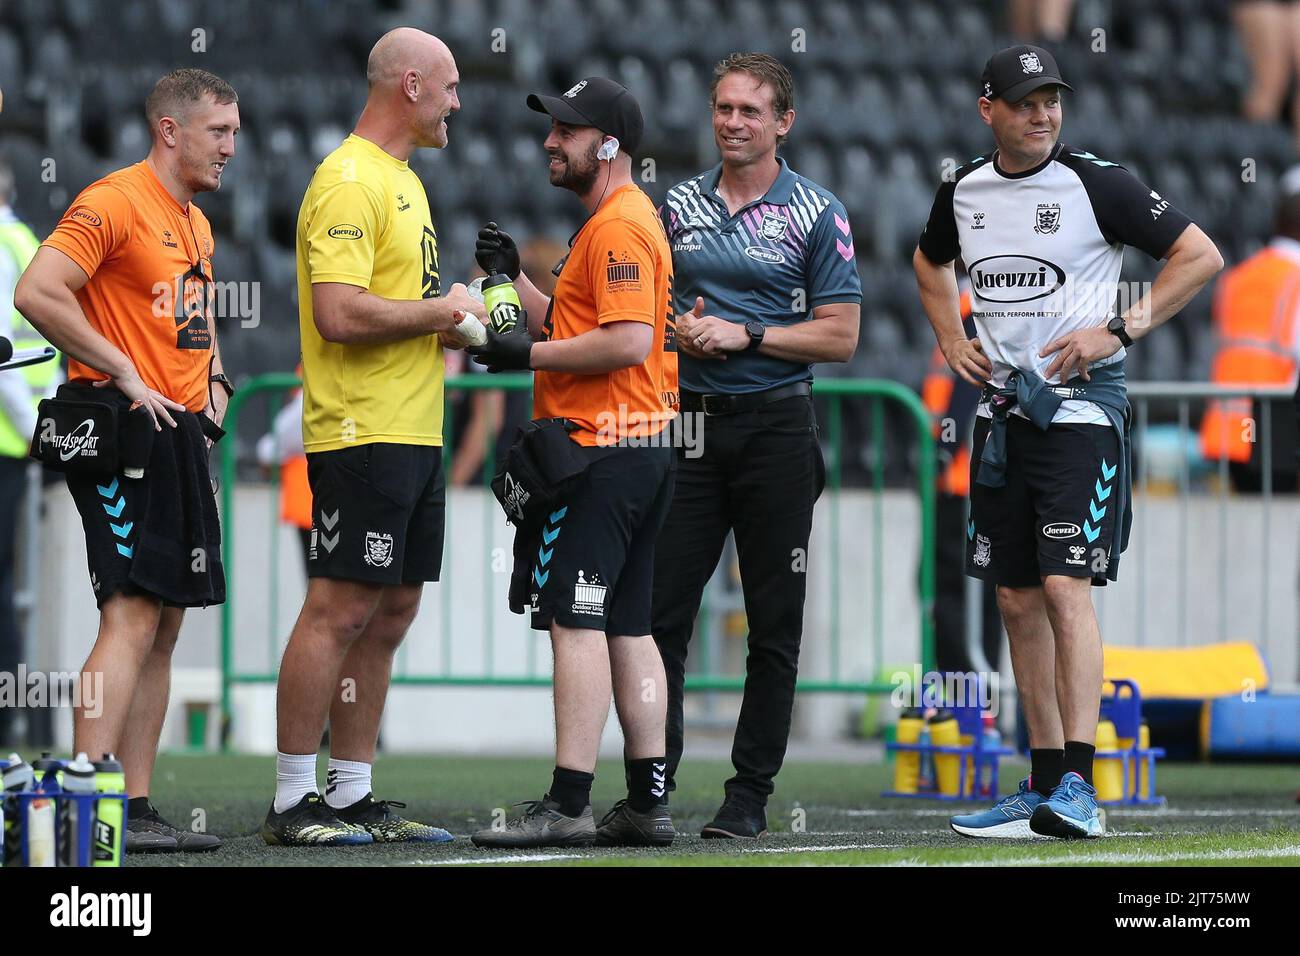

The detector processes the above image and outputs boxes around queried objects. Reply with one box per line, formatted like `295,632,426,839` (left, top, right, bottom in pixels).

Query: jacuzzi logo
968,254,1066,303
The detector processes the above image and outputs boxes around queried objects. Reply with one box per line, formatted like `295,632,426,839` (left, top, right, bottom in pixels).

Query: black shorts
530,444,675,634
967,415,1121,587
65,414,224,610
306,442,445,585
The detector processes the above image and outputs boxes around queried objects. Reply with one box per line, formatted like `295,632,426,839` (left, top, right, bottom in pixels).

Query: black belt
679,382,811,416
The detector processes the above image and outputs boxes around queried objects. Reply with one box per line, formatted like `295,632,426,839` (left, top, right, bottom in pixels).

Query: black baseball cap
980,45,1073,103
526,77,644,155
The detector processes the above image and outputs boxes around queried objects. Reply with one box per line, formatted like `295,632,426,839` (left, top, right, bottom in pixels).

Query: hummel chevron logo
102,496,126,518
1082,521,1100,543
110,521,133,539
541,526,560,545
96,477,119,498
537,545,553,566
320,531,339,553
548,507,568,524
1089,500,1106,523
533,567,549,587
116,543,133,558
836,237,855,263
967,519,976,541
320,509,340,531
1093,479,1112,502
1100,459,1116,482
833,213,851,236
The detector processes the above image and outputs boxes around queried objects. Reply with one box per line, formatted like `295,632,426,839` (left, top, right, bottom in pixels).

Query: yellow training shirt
296,133,443,451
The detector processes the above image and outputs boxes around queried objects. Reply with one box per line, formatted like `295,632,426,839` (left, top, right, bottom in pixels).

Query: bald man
261,29,486,847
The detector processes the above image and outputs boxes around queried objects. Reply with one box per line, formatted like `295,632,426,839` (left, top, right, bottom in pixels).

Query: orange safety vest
1200,247,1300,463
923,290,974,496
281,454,312,530
280,367,312,530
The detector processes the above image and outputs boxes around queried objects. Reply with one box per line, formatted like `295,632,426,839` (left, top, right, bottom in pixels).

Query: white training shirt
919,142,1194,424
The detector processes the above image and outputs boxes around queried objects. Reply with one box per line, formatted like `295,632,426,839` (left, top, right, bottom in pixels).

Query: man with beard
468,78,678,848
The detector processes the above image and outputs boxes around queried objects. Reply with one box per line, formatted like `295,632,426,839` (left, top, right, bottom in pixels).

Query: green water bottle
481,273,522,334
92,753,125,867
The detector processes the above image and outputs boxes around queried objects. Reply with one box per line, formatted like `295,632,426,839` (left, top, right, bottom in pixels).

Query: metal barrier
218,375,937,744
1118,383,1295,654
966,382,1298,686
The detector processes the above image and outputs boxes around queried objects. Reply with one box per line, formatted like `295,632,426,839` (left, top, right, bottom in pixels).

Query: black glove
469,322,534,373
475,222,521,280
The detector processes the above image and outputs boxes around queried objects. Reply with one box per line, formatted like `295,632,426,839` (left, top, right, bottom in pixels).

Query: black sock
127,796,152,820
1029,749,1064,796
549,767,593,817
625,757,667,812
1063,741,1096,786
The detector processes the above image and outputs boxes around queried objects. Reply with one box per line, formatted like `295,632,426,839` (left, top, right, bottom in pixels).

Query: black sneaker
129,803,221,852
596,799,676,847
124,824,177,854
470,794,596,848
700,797,767,839
260,792,373,847
333,792,454,844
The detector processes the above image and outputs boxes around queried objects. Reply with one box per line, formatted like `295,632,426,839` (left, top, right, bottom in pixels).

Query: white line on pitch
412,852,587,865
745,844,904,854
882,845,1300,867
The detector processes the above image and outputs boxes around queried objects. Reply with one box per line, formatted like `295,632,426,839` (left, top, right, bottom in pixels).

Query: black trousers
934,492,1002,674
651,394,825,805
0,457,29,744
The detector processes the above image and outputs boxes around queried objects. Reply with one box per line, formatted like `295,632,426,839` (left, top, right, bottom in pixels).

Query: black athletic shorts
967,414,1121,587
530,443,675,634
306,442,445,585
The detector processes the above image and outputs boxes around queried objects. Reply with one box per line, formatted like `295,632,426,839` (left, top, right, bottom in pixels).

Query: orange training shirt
43,161,216,411
534,184,677,446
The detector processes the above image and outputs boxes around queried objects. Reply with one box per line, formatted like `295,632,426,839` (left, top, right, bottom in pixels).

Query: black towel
126,409,226,607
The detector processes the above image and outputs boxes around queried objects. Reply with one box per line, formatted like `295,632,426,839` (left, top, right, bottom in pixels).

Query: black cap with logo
526,77,644,155
980,45,1073,103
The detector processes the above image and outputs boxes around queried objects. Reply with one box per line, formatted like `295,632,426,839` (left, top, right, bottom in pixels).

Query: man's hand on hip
941,335,993,387
1040,325,1122,383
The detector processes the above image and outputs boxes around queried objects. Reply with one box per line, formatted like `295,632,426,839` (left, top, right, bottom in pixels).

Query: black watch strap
1107,315,1133,348
745,320,765,351
209,372,235,398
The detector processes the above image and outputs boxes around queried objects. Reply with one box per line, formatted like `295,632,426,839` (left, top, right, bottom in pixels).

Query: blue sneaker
1030,772,1106,839
949,778,1045,839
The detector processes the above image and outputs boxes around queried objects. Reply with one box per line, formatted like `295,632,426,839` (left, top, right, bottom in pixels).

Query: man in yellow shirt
262,28,485,847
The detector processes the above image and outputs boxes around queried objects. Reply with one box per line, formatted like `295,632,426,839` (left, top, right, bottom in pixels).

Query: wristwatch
1106,315,1133,348
744,320,765,351
209,372,235,398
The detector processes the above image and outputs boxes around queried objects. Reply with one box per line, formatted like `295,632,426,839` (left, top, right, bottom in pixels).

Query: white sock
324,758,372,810
273,752,318,814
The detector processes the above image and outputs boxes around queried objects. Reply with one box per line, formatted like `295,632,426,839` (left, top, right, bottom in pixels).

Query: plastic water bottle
92,754,125,867
3,758,35,853
481,274,522,334
25,755,59,868
917,725,934,791
893,708,924,794
58,753,97,867
0,755,9,865
929,709,962,797
979,713,1002,797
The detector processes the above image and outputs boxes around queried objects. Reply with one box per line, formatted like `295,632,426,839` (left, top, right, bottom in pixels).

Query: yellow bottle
893,709,924,794
1117,733,1136,798
960,734,975,797
1137,723,1152,800
1093,719,1124,802
929,710,961,797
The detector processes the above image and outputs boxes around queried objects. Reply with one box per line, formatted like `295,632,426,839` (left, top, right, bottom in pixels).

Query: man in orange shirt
15,68,237,853
468,78,679,848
